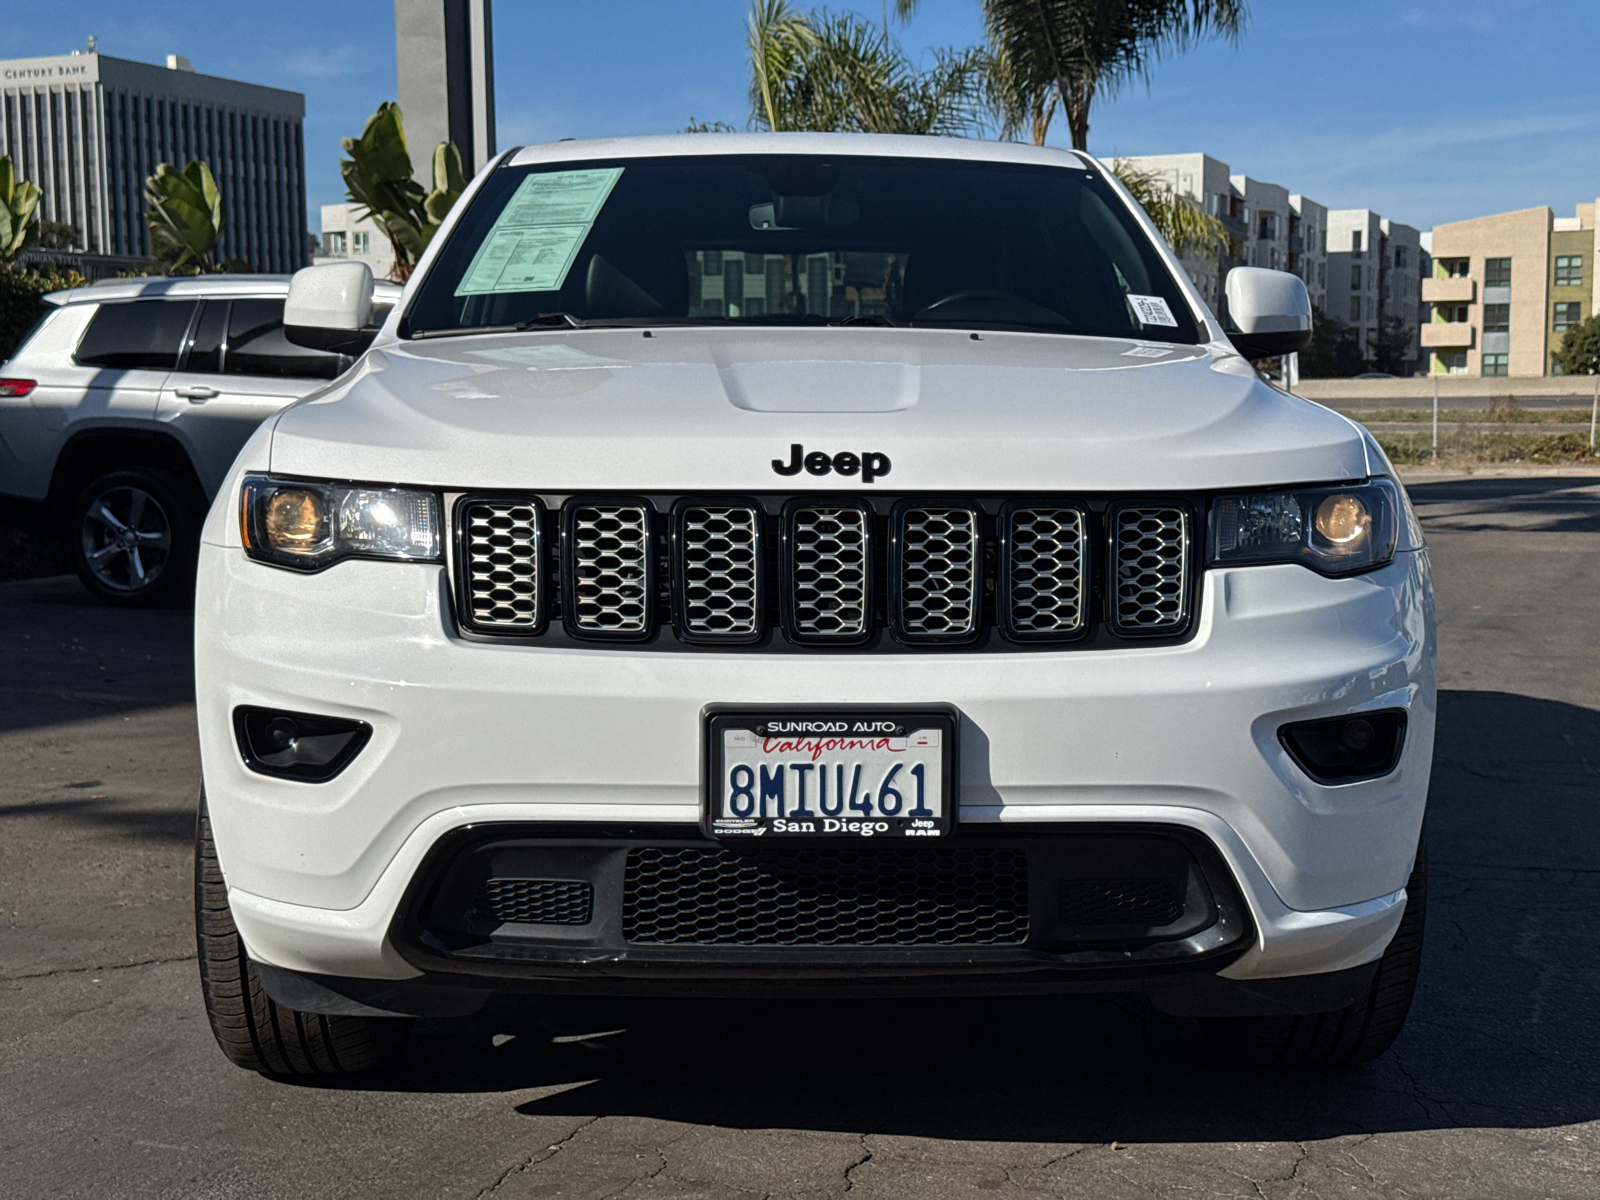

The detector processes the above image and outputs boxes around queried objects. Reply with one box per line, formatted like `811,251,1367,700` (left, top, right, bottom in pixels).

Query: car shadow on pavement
271,688,1600,1143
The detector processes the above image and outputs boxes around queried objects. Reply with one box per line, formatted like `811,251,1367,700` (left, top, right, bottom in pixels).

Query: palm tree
900,0,1247,150
1110,158,1225,258
745,1,990,136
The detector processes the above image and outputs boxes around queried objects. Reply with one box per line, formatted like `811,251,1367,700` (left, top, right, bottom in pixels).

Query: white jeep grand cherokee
193,134,1434,1076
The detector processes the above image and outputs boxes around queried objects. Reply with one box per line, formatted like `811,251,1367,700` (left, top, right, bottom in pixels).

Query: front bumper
195,545,1433,989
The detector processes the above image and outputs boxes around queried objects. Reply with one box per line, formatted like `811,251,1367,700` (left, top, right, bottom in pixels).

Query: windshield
404,153,1202,343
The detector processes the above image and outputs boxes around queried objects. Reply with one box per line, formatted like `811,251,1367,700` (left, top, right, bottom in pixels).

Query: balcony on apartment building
1421,277,1476,304
1420,322,1475,348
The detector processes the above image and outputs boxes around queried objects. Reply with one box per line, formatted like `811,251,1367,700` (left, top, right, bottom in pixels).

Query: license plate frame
701,705,960,841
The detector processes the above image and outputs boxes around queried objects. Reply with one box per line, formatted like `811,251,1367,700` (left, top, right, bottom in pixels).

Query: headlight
241,475,440,570
1208,477,1399,576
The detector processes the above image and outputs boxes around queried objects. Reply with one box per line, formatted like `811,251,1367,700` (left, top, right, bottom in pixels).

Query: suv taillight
0,379,37,397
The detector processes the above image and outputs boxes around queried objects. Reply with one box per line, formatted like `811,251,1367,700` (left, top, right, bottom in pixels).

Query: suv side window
225,299,343,381
75,300,198,369
183,300,229,373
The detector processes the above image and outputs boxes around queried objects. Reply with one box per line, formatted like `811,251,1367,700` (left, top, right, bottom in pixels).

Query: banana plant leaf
0,155,42,263
144,161,225,271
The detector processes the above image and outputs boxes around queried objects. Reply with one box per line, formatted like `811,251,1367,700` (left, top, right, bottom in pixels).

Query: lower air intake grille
568,503,651,635
475,878,593,925
1058,878,1182,927
622,845,1029,946
461,500,542,630
788,506,869,640
1112,506,1190,634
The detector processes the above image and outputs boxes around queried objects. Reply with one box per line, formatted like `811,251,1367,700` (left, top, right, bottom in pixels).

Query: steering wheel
913,287,1028,317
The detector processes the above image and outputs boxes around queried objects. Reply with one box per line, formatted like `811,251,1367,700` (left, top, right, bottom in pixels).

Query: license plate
703,708,958,839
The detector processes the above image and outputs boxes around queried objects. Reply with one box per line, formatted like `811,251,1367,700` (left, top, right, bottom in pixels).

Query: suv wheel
196,799,412,1076
70,467,199,607
1205,829,1427,1069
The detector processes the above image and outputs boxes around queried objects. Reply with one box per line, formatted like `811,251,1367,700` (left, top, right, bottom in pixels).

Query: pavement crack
7,954,197,982
842,1134,873,1193
477,1114,601,1198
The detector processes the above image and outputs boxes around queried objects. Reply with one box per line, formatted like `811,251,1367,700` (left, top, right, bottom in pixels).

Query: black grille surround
450,493,1200,653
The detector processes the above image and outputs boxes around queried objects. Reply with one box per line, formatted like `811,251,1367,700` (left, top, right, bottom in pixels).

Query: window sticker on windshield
1127,294,1178,327
455,168,625,297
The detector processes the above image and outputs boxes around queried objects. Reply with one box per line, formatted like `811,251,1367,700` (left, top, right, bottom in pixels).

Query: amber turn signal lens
1314,495,1369,545
264,489,325,548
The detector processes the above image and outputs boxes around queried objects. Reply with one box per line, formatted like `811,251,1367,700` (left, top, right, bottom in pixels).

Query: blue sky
7,0,1597,232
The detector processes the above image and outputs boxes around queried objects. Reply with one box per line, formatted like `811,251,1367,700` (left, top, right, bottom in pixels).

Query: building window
1484,257,1511,288
1438,351,1467,374
1268,246,1279,269
1482,303,1510,334
1395,245,1408,269
1442,258,1469,278
1446,305,1469,323
1318,262,1326,286
1350,265,1362,289
702,250,723,277
352,231,369,254
1554,301,1582,331
1258,212,1277,240
744,253,765,275
1481,353,1508,377
1555,255,1584,287
1349,296,1362,322
1351,231,1362,255
325,231,346,255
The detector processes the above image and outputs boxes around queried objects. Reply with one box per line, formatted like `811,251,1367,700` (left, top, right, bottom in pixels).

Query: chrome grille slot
1112,505,1190,634
787,505,869,640
677,504,761,640
1004,506,1086,639
461,500,543,631
567,503,652,636
895,506,979,641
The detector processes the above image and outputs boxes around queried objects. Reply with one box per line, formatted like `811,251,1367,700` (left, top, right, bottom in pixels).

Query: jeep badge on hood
772,443,892,482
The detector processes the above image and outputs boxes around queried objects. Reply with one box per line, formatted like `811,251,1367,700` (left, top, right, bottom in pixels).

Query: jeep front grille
787,505,870,640
1112,505,1190,635
566,502,652,637
453,494,1195,649
461,500,544,631
894,506,979,641
1002,506,1087,639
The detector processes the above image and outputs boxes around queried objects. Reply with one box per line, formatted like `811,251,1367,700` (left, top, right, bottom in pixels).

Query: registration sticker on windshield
1128,294,1179,327
455,167,624,297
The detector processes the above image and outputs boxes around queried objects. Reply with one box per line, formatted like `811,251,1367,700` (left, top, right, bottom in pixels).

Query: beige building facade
1423,202,1599,377
315,202,396,282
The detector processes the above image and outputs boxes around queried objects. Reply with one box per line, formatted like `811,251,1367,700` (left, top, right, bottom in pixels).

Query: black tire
1207,829,1427,1069
195,798,412,1076
70,466,201,607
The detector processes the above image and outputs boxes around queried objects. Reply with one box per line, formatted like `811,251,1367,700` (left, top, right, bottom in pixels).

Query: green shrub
0,266,89,362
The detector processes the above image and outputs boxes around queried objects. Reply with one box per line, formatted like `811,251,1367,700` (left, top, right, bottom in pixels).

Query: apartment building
315,203,396,282
1423,202,1599,377
1326,211,1424,373
1117,153,1327,318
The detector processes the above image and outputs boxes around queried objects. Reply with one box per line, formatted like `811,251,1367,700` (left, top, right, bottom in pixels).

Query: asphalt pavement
3,476,1600,1199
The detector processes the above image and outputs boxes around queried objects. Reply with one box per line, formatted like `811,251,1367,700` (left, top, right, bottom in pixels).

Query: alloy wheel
79,485,173,593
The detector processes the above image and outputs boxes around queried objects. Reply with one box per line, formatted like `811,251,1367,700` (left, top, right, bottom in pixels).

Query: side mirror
1224,267,1312,359
284,263,380,355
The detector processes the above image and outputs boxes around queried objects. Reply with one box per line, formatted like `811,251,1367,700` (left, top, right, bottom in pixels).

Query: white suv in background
0,275,399,605
193,134,1435,1078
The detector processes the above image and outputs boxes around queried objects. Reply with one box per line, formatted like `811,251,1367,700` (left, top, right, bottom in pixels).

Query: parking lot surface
3,476,1599,1199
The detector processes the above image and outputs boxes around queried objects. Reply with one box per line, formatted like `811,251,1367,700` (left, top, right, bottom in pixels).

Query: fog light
1278,710,1406,785
234,707,371,782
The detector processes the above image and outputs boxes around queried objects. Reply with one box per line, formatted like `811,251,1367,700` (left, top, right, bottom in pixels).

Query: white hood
268,327,1368,492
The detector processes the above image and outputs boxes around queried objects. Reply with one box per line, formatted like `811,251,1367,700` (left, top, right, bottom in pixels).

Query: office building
315,203,396,282
1326,211,1424,373
0,47,306,271
1423,202,1599,377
